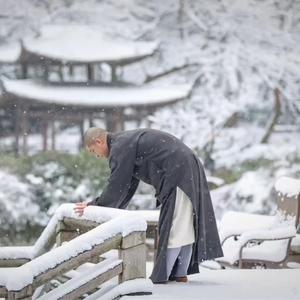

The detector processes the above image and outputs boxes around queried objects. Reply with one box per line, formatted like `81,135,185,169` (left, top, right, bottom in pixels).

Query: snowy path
124,266,300,300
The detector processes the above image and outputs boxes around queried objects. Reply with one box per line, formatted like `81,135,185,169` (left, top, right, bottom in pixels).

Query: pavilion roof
0,25,158,65
0,43,20,64
2,79,191,109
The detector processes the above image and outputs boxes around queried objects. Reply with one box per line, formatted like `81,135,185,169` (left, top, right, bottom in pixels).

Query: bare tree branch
260,88,281,143
144,63,199,83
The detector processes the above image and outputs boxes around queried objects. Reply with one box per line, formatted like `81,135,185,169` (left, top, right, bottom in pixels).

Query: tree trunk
261,88,281,144
178,0,185,40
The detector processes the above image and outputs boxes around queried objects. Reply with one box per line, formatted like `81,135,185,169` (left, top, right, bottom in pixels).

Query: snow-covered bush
0,152,110,244
0,170,44,230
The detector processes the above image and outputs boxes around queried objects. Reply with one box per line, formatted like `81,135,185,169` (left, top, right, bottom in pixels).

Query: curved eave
22,50,156,66
2,80,191,111
0,41,158,66
22,41,158,66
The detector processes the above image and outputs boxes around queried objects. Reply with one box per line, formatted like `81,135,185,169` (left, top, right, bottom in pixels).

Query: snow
23,25,158,63
218,211,279,242
0,214,146,291
0,43,20,63
211,168,280,220
0,246,34,260
85,278,153,300
0,201,159,261
38,258,123,300
206,176,224,187
219,227,295,265
0,1,299,298
0,25,158,64
0,203,147,291
291,234,300,253
132,210,159,223
55,203,159,225
275,177,300,198
2,79,191,107
237,226,296,243
217,210,296,265
0,170,45,232
215,143,299,170
123,267,300,300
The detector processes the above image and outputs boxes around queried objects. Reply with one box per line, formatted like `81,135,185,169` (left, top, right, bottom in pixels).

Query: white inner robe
167,186,195,248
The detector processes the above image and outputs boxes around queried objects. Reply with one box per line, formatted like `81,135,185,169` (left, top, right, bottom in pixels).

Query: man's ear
95,138,104,146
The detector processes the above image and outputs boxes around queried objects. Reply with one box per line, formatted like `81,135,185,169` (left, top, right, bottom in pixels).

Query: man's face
87,138,108,158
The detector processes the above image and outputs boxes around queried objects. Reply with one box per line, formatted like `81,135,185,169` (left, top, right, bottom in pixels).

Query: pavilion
0,25,192,154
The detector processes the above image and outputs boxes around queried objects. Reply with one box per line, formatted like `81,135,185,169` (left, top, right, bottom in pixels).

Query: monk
74,127,223,284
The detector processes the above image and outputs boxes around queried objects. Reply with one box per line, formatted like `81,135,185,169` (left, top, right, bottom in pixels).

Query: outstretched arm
89,175,140,208
87,152,138,208
74,176,139,216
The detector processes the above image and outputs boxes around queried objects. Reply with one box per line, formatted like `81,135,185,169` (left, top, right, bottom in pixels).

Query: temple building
0,25,191,154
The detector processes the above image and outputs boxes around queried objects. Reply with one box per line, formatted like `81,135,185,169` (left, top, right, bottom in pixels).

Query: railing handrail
0,205,148,299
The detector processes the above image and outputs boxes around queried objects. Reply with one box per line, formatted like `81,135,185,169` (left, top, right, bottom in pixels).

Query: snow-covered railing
0,204,153,299
0,204,159,267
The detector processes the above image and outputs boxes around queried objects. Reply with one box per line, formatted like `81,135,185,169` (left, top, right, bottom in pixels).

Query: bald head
83,127,107,148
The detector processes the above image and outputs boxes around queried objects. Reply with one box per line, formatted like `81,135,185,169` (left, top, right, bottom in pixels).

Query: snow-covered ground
123,265,300,300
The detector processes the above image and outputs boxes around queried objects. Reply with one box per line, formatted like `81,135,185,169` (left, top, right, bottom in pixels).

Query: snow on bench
217,210,296,268
218,211,278,244
218,226,296,266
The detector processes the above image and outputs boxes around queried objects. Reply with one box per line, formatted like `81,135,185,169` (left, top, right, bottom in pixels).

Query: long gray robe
88,128,223,283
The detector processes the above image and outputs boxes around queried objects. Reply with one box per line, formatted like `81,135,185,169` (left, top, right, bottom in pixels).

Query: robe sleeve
87,153,139,208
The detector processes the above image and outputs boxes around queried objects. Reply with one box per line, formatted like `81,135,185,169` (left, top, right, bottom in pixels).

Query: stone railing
0,204,152,299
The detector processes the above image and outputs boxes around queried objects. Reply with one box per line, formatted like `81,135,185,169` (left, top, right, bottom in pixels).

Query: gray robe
88,128,223,283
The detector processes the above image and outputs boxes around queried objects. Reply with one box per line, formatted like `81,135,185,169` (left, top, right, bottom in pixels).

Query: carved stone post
118,231,146,283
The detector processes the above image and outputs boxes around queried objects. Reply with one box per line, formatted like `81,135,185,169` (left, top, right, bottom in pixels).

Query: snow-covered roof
2,79,191,108
0,43,20,63
0,25,158,64
275,177,300,198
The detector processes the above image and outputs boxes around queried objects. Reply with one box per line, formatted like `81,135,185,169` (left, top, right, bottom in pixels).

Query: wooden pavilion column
58,64,64,82
21,106,28,155
146,107,155,128
20,62,28,79
50,118,56,151
87,64,95,81
14,104,21,156
42,116,49,151
105,110,113,132
43,63,49,81
79,119,85,149
68,64,74,77
111,65,117,82
112,109,124,132
88,113,94,127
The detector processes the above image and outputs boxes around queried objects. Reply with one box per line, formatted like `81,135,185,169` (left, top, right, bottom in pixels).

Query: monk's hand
74,202,88,216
